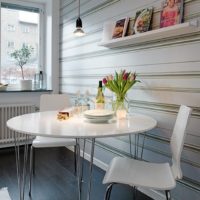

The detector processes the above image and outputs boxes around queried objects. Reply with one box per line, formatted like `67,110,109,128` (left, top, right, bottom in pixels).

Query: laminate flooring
0,147,153,200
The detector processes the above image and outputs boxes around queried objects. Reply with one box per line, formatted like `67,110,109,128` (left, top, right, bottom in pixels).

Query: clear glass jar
112,94,129,119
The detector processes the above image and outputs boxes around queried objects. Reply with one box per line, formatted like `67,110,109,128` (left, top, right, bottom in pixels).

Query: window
22,25,30,33
22,42,29,47
7,41,15,48
7,24,15,31
0,2,44,85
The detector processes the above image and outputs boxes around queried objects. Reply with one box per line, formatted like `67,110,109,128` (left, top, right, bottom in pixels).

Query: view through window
1,3,40,85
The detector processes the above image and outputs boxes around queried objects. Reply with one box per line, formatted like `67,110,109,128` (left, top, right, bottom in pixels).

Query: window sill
0,89,52,93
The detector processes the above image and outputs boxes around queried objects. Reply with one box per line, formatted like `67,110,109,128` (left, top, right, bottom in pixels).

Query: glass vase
112,94,129,119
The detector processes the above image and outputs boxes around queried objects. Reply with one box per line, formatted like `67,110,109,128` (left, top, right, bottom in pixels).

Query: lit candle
116,109,127,119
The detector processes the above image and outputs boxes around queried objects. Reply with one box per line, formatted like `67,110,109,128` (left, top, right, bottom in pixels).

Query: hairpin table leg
76,138,81,200
86,138,95,200
129,134,133,158
134,134,138,159
14,133,30,200
140,132,146,160
81,139,86,185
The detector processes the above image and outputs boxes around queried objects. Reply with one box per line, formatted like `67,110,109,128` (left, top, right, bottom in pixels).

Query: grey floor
0,147,153,200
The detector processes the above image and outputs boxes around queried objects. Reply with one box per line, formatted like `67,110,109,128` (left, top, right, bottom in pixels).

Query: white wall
60,0,200,199
45,0,60,93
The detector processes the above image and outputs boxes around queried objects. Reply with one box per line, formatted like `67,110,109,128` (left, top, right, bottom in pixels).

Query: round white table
7,111,157,200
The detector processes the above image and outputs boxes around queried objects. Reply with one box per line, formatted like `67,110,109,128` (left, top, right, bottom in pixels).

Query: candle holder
116,109,127,119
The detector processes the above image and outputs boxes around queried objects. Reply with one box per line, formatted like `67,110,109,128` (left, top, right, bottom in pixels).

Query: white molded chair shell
32,136,76,148
170,105,192,179
39,94,72,112
33,94,76,147
103,105,192,199
29,94,77,196
103,157,176,190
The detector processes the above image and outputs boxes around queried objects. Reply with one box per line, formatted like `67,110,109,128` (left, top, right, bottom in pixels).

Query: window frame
0,0,46,86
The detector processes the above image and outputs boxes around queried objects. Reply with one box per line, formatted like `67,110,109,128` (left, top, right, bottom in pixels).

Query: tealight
116,109,127,119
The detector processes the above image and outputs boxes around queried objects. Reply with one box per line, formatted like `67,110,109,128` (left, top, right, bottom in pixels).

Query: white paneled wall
60,0,200,199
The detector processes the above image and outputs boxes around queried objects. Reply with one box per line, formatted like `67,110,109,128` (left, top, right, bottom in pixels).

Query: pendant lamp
73,0,85,36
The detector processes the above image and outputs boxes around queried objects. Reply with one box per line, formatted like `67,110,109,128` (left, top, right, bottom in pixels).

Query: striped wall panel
59,0,200,199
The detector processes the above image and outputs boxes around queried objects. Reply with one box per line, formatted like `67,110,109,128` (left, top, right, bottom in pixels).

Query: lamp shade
73,0,85,37
73,27,85,36
76,17,82,28
74,17,85,36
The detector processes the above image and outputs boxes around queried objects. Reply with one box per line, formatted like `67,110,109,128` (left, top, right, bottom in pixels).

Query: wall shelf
98,21,200,48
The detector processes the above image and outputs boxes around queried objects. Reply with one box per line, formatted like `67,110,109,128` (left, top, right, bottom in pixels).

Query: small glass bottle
34,70,46,90
74,90,82,115
95,80,105,109
39,71,43,89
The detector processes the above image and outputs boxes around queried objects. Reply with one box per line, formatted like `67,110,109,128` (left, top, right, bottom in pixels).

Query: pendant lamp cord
78,0,80,18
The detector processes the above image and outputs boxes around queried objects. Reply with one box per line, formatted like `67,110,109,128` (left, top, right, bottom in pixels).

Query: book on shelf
134,7,153,34
160,0,184,28
126,17,135,36
112,17,129,39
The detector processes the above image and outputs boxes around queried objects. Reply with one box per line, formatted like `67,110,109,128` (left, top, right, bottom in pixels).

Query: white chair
29,94,77,195
103,105,192,200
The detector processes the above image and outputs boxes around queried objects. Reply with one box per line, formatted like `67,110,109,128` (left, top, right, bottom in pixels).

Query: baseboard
67,146,108,171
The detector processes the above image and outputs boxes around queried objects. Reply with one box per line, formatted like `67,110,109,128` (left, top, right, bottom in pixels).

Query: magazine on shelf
134,7,153,34
112,17,129,39
160,0,184,28
126,17,135,36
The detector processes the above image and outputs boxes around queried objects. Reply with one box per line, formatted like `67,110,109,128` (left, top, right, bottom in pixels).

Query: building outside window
7,41,15,48
7,24,15,31
0,2,44,85
22,25,30,33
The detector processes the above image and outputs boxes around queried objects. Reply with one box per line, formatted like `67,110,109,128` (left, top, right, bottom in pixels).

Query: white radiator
0,104,36,147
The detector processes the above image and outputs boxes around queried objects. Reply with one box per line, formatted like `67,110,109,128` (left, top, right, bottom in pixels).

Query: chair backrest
170,105,192,180
40,94,71,111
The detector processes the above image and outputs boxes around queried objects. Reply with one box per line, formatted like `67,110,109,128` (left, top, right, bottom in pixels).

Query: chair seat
103,157,176,190
32,136,76,148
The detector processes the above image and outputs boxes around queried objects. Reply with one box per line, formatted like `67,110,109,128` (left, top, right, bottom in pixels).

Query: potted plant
10,44,34,90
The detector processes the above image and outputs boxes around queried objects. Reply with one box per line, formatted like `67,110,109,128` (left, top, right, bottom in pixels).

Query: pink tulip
108,75,113,81
130,73,136,81
123,73,129,80
103,78,107,84
122,70,126,75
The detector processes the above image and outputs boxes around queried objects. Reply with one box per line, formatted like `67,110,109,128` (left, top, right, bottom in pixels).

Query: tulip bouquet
103,70,140,111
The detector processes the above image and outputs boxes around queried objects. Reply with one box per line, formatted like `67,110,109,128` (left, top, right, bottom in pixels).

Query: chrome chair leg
133,186,137,199
29,145,34,196
134,134,137,159
165,190,171,200
104,183,114,200
136,134,139,158
140,132,146,160
129,134,133,158
29,146,35,175
81,139,86,183
74,145,77,175
134,134,140,159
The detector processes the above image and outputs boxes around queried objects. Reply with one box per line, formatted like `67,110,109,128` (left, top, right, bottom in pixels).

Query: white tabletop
7,111,157,139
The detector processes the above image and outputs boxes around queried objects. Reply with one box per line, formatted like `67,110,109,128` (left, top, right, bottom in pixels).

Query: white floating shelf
98,21,200,48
